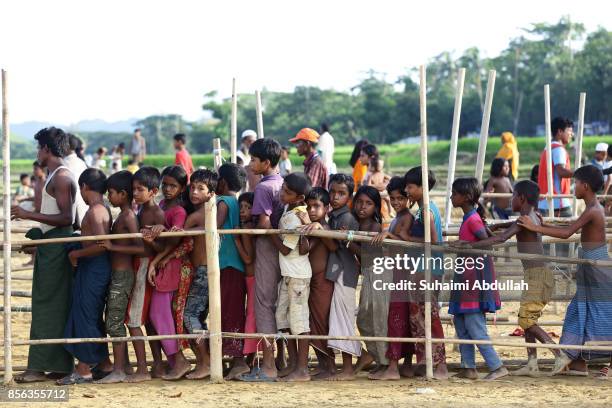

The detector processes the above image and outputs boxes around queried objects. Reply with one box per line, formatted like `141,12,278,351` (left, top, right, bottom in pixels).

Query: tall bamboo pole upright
572,92,586,217
230,78,238,163
213,138,223,171
205,195,223,383
2,69,12,385
444,68,465,231
474,70,496,184
419,65,434,380
544,85,555,219
255,90,264,139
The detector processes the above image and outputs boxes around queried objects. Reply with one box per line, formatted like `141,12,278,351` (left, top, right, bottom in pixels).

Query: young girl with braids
449,177,508,380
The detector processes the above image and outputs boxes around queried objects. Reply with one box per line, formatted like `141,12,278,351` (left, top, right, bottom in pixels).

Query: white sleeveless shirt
40,166,77,234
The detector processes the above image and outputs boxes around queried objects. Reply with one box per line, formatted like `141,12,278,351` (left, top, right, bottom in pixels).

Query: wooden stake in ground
474,70,496,184
205,196,223,383
2,69,13,385
230,78,238,163
544,85,554,219
419,65,434,380
213,138,223,171
572,92,586,217
444,68,465,231
255,90,264,139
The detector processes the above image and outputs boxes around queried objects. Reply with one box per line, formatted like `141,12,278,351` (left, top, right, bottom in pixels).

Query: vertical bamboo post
255,90,264,139
444,68,465,231
2,69,12,385
572,92,586,217
213,138,223,171
230,78,238,163
205,195,223,383
544,85,554,219
474,70,496,184
419,65,434,380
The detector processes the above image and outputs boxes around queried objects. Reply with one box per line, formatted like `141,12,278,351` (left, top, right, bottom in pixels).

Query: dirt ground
2,217,612,407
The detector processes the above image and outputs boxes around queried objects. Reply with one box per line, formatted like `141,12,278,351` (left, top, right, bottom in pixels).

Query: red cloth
303,153,328,189
538,141,570,197
175,148,194,177
221,267,246,357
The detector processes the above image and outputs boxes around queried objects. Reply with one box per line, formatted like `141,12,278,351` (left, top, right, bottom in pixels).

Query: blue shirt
217,195,244,273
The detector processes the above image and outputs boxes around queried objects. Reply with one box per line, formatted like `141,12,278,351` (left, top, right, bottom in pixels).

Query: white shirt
278,205,312,279
604,160,612,184
317,131,336,175
279,158,292,177
62,153,89,227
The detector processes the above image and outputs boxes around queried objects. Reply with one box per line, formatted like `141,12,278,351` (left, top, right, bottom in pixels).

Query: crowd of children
12,124,612,385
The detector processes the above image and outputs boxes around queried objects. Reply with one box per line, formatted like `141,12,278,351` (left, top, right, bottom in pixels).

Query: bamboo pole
255,90,264,139
572,92,586,217
205,196,223,383
544,85,555,219
213,138,222,171
444,68,465,231
230,78,237,164
2,68,12,385
474,70,496,184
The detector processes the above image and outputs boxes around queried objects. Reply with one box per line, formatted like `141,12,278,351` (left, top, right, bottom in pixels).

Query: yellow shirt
127,164,139,174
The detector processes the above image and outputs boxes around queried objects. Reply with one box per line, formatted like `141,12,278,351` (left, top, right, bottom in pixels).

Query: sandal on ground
56,372,93,385
238,367,277,382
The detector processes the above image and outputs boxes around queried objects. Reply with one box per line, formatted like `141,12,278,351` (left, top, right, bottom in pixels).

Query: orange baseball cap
289,128,320,144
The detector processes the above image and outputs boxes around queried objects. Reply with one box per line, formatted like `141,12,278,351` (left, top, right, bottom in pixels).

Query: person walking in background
350,140,369,192
496,132,519,182
318,123,336,176
590,142,608,171
64,134,89,228
173,133,194,177
279,146,293,177
92,147,108,171
129,128,146,164
237,129,261,192
111,143,125,172
290,128,328,189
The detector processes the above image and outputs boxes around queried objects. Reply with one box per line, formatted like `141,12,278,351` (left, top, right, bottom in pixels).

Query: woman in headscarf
496,132,519,182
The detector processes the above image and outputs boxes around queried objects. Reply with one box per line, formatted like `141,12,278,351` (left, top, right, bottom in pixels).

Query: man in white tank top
11,127,77,383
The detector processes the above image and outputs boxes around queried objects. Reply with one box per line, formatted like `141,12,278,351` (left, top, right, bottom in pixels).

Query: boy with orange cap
290,128,328,189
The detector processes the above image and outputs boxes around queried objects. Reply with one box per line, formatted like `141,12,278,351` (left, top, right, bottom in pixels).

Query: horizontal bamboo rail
0,290,30,297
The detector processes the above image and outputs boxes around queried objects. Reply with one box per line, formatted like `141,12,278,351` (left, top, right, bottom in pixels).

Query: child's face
161,175,184,201
239,201,253,223
389,190,408,213
557,126,573,145
307,198,327,222
405,183,422,203
249,156,269,176
450,189,465,208
281,149,289,160
329,182,351,210
107,188,127,208
21,177,31,187
173,140,182,150
190,181,213,206
359,150,369,165
502,160,510,177
595,151,607,162
354,193,376,221
511,191,522,212
575,179,588,199
279,183,302,206
133,181,157,205
80,184,89,205
33,166,44,178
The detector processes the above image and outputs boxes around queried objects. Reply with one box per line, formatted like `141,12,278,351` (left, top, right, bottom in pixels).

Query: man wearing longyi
10,127,77,383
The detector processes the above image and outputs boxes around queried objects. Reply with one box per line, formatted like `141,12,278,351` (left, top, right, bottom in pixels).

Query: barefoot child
216,163,251,380
181,169,218,379
303,187,336,380
126,166,165,381
518,165,612,378
235,193,259,365
58,168,113,384
273,172,313,381
449,177,508,380
146,165,194,380
96,170,145,383
485,158,514,219
460,180,558,376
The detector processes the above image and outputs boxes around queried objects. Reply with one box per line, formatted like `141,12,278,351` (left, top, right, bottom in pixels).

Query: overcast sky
1,0,609,124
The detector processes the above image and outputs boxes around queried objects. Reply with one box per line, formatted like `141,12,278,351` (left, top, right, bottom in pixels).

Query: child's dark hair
328,173,355,196
239,192,254,206
452,177,485,222
78,168,107,194
67,133,82,152
218,163,246,192
306,187,330,206
161,165,188,187
33,161,41,168
530,164,539,183
490,158,507,178
281,145,290,153
362,144,379,170
128,159,135,165
514,180,540,207
284,172,311,197
349,140,369,167
574,165,604,193
34,127,69,158
107,170,134,201
353,185,382,224
404,166,436,190
249,138,281,167
133,166,161,190
386,176,407,196
173,133,187,144
551,117,573,138
191,169,218,193
20,173,29,182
